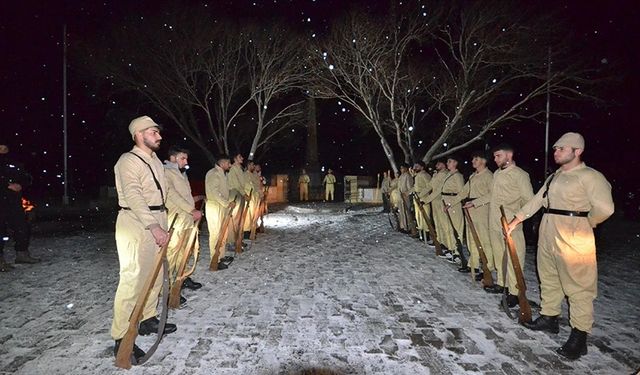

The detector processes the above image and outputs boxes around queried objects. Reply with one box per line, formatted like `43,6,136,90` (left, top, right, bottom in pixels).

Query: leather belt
544,208,588,217
441,192,457,196
120,205,166,212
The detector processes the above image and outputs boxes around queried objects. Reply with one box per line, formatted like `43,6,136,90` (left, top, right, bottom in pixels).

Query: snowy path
0,203,638,374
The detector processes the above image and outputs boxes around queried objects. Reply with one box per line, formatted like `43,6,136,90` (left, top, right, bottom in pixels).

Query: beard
143,137,161,151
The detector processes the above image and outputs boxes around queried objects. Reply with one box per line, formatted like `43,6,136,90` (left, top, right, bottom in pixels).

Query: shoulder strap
129,152,165,204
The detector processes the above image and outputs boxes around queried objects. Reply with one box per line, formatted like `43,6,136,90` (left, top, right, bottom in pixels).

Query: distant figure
508,132,614,360
298,169,310,201
323,169,336,201
0,144,39,271
380,170,391,213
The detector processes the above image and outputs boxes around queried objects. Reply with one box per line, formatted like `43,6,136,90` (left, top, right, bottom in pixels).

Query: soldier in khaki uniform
380,170,392,213
245,161,262,233
323,169,336,201
507,133,614,360
205,155,235,270
227,154,251,248
164,146,203,298
412,161,432,241
441,156,465,263
389,170,401,214
453,151,493,274
422,160,450,254
112,116,177,361
470,143,533,306
397,164,417,235
298,169,310,201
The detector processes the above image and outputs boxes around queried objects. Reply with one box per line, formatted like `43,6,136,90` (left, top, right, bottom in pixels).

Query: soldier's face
472,156,485,170
234,154,244,164
446,159,457,171
554,146,579,165
413,164,422,172
435,162,445,171
218,159,231,171
493,150,510,168
174,152,189,169
141,127,162,151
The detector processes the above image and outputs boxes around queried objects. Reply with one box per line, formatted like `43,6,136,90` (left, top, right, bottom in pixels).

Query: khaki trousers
206,201,227,263
111,210,166,340
299,184,309,201
442,199,464,254
431,199,448,249
325,184,335,201
166,212,197,284
537,215,597,333
465,205,492,271
489,226,525,293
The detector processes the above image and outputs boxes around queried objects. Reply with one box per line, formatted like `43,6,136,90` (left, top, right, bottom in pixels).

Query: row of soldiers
381,134,614,361
111,116,268,365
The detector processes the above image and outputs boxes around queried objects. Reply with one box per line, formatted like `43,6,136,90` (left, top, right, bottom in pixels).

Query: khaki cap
553,132,584,150
128,116,161,140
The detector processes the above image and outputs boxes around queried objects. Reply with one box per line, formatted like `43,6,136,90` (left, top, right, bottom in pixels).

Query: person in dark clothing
0,144,39,271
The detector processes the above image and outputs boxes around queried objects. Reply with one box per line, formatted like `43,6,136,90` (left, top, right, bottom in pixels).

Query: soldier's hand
7,183,22,192
150,225,169,247
228,201,236,210
191,209,203,222
245,194,251,201
463,201,475,209
506,220,520,236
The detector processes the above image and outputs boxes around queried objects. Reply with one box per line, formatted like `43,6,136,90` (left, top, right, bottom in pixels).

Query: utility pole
63,24,69,205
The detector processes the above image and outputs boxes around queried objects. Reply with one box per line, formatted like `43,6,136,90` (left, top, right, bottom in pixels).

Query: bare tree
418,2,603,162
308,13,402,172
244,25,309,161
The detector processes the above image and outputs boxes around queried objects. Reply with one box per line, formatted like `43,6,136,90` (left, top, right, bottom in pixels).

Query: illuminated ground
0,203,638,374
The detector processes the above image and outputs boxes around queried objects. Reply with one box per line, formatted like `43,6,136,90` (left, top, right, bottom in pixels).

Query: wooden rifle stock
168,223,200,308
411,194,443,256
235,189,253,253
115,215,178,369
499,205,532,324
463,207,494,287
443,200,469,268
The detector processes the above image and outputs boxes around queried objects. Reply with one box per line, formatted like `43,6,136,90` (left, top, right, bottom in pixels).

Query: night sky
1,1,638,206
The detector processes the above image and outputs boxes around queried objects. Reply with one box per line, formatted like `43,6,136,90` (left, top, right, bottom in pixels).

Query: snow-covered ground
0,203,638,374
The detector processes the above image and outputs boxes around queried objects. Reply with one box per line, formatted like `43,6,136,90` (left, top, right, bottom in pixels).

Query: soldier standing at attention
454,151,493,274
163,146,203,299
380,170,391,213
412,162,432,241
323,169,336,201
112,116,177,362
422,160,450,253
507,133,614,360
397,163,417,236
227,153,251,246
469,143,533,307
205,155,235,270
298,169,310,201
442,156,465,263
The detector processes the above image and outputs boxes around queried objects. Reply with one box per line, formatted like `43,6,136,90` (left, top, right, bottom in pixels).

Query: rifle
401,192,418,236
258,186,269,233
235,188,253,253
249,194,263,240
499,205,532,324
115,214,178,369
411,193,443,256
463,207,494,287
209,203,234,271
443,199,469,268
168,219,203,308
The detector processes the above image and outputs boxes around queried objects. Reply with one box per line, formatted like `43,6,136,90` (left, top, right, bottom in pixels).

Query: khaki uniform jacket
205,165,231,208
413,171,432,202
228,164,250,198
450,168,493,206
516,163,614,227
164,162,195,215
397,172,414,195
441,171,464,202
473,163,534,225
298,174,310,185
423,170,448,204
323,174,336,185
115,146,169,229
381,176,391,194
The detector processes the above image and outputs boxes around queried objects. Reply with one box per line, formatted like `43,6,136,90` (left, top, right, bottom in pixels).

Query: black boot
114,339,146,363
458,266,471,273
505,294,519,308
523,315,559,333
483,284,505,294
182,277,203,290
474,270,483,281
180,295,187,306
138,317,177,336
557,327,588,360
